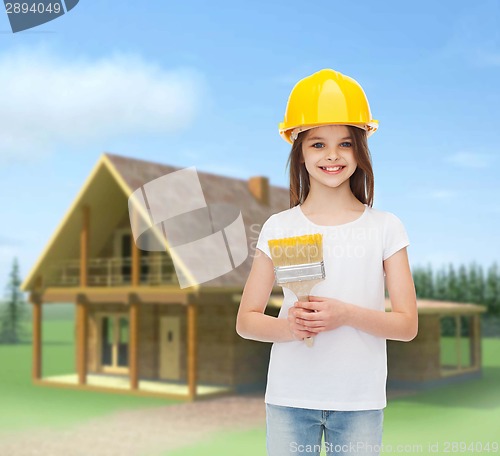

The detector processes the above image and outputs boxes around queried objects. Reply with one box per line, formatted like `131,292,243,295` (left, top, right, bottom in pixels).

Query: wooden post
129,295,140,390
131,233,140,287
76,294,88,385
80,205,90,287
187,301,197,400
30,293,42,380
470,315,481,369
456,315,462,370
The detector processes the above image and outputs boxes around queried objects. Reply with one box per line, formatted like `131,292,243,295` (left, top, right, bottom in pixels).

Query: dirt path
0,393,267,456
0,390,417,456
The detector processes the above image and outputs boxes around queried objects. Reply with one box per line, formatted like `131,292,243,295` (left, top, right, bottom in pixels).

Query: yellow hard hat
278,68,379,144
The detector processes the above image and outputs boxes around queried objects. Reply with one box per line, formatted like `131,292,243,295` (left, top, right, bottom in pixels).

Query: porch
37,373,232,400
44,254,178,287
29,289,203,401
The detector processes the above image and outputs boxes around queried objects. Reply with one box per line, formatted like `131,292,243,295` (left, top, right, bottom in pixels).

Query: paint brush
268,233,325,347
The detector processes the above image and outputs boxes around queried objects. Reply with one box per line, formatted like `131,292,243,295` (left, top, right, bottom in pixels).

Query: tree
413,264,435,299
413,266,424,298
457,264,468,303
0,258,28,344
447,263,460,301
434,266,448,300
485,262,500,316
468,262,484,304
424,263,434,298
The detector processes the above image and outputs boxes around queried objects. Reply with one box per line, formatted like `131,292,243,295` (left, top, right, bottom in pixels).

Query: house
20,153,487,400
20,152,286,400
386,299,486,389
265,296,486,391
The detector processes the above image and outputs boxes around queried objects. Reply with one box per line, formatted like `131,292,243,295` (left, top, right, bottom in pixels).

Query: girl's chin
311,177,349,189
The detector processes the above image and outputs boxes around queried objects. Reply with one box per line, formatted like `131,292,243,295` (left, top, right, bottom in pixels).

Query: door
99,313,129,373
159,316,181,380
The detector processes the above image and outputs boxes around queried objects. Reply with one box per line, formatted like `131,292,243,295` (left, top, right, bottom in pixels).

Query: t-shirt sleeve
383,212,410,261
255,215,276,260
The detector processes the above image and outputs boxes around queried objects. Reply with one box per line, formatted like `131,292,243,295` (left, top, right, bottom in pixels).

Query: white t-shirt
256,203,410,411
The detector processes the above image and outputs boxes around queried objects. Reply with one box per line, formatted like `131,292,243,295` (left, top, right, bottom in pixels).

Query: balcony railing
44,255,178,287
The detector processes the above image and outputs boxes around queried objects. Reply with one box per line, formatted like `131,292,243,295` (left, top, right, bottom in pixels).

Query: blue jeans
266,404,384,456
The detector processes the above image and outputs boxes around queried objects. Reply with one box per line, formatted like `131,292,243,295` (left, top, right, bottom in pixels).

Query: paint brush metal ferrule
274,261,325,284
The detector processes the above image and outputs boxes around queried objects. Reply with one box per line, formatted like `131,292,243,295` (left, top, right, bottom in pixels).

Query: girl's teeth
323,166,343,171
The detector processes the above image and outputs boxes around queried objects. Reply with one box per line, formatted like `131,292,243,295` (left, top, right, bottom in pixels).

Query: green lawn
2,307,499,456
0,306,180,435
440,336,472,367
163,338,500,456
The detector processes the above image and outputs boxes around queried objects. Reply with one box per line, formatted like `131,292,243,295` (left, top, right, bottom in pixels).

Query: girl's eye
340,142,352,147
311,142,324,149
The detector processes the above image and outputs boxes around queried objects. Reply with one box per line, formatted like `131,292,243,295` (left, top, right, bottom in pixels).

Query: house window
100,314,129,372
119,232,149,284
121,234,132,281
440,315,474,375
101,316,113,365
118,316,129,367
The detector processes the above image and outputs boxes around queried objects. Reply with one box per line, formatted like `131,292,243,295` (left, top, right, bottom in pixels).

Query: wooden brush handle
284,279,324,348
297,294,315,347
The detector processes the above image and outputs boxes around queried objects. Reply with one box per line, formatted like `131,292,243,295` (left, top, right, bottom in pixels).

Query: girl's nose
326,148,340,160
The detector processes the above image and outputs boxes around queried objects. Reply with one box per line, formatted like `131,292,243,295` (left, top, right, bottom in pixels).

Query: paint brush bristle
268,233,323,267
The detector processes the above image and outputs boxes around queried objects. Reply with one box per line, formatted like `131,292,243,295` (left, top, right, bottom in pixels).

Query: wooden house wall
387,314,441,381
197,302,235,385
141,304,159,378
87,304,98,372
87,301,480,389
233,305,279,388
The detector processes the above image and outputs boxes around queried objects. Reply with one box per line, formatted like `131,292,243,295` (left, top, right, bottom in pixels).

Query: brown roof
105,153,290,288
20,152,290,292
387,298,487,314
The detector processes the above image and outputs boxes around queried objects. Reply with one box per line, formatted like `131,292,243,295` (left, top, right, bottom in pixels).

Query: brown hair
285,125,374,208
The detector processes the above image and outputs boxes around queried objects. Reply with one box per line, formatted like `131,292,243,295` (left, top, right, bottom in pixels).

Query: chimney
248,176,270,205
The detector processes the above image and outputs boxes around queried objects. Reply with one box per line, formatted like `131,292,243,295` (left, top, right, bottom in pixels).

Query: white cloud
444,151,494,169
0,46,207,164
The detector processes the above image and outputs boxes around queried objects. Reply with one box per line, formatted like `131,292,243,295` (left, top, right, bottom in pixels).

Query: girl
236,69,418,456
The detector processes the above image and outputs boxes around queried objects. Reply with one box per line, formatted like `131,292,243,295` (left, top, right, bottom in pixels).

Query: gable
21,153,290,291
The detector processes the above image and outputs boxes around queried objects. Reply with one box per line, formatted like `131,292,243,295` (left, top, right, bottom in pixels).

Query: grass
0,304,181,435
2,305,499,456
162,338,500,456
440,336,472,367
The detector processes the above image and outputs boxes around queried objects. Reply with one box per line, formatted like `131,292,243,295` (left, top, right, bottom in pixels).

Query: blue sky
0,0,499,294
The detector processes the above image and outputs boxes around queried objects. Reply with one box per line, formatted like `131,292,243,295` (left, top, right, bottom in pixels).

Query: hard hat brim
280,121,379,144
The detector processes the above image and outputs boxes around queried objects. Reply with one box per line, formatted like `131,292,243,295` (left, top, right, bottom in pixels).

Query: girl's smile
318,165,346,174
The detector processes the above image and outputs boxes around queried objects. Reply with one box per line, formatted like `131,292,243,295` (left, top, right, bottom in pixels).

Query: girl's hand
293,296,351,333
287,306,317,341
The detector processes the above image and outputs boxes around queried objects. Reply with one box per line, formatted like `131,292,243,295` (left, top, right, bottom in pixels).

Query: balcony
45,255,178,287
